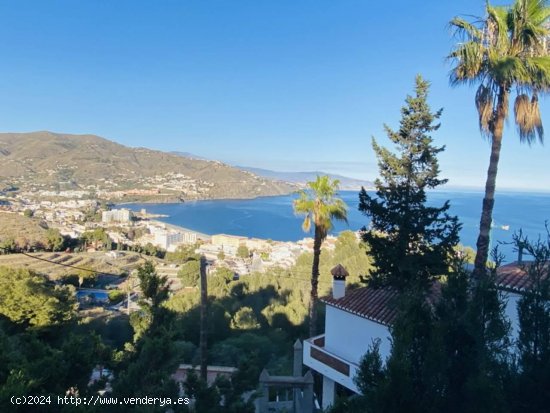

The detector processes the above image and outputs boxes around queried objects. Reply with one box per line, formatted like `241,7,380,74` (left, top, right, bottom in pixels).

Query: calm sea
125,190,550,263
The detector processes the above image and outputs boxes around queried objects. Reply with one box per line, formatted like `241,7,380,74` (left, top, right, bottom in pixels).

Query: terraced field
0,251,148,280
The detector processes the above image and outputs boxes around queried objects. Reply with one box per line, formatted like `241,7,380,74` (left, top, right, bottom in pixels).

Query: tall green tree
359,75,460,292
45,228,65,252
350,259,512,413
448,0,550,278
0,267,76,327
293,175,348,336
136,261,169,311
513,229,550,412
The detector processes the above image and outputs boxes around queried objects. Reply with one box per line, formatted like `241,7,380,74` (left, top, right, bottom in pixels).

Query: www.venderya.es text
11,395,190,407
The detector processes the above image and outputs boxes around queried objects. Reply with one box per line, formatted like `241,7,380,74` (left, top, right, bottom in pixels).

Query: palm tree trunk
473,87,509,278
199,255,208,381
309,226,323,337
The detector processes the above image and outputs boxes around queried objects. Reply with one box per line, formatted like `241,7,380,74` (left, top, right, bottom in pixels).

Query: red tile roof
322,262,546,325
321,286,400,326
495,261,549,292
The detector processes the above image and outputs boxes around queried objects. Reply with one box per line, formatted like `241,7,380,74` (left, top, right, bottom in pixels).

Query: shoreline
149,219,212,241
115,191,302,206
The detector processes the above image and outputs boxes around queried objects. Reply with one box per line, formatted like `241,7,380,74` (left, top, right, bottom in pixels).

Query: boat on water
491,223,510,231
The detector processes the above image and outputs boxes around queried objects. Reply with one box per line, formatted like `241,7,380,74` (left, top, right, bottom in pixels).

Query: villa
303,260,538,410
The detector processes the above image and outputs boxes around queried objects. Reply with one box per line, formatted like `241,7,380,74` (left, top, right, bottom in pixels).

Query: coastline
150,219,212,241
120,191,550,264
115,190,302,206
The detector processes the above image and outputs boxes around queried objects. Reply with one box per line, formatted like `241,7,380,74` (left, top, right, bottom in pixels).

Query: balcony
303,334,360,394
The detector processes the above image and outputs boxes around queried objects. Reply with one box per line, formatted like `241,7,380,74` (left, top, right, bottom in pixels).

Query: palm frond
514,93,544,143
302,215,312,233
487,5,511,49
449,17,484,41
488,55,533,87
293,175,348,237
449,0,550,147
475,84,495,135
523,56,550,89
448,41,486,86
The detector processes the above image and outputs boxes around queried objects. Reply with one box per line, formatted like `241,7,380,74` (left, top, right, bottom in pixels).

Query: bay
125,190,550,263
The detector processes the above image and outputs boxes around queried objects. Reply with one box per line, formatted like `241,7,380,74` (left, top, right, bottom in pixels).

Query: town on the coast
0,191,340,279
1,1,550,412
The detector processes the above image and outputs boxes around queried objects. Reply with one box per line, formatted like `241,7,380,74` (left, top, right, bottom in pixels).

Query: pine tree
513,229,550,412
359,75,460,291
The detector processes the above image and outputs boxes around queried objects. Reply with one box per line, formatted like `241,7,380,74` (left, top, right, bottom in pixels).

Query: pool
76,290,109,302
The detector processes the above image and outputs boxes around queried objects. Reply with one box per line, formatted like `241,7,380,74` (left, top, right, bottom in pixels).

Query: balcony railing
303,334,360,394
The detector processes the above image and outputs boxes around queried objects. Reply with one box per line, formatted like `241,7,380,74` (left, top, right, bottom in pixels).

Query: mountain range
170,152,373,190
0,132,295,200
236,166,373,190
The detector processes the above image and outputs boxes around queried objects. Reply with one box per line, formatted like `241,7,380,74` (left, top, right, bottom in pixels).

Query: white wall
504,292,521,341
325,306,392,364
303,338,360,393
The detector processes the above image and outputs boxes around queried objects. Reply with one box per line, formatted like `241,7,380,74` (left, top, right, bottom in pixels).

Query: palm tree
449,0,550,277
293,175,347,336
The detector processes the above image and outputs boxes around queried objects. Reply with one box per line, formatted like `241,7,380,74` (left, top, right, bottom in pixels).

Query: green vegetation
236,245,249,259
359,76,460,291
80,228,112,251
344,260,511,413
230,307,260,330
77,265,97,288
45,228,65,251
331,76,520,413
0,267,108,412
448,0,550,277
0,131,294,200
293,175,348,336
1,3,549,409
136,261,169,312
0,267,76,327
513,230,550,412
178,260,201,287
0,213,55,252
165,243,200,262
108,290,125,304
0,250,146,281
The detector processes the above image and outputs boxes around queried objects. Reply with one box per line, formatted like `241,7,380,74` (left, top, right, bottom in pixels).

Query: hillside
0,132,296,201
0,212,50,250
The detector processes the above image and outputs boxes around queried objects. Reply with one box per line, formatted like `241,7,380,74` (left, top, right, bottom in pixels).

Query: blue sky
0,0,548,191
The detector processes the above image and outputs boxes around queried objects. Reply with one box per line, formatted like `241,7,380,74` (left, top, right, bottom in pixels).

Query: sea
125,190,550,263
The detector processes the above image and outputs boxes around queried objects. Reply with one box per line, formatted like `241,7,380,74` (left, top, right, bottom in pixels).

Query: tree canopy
0,267,76,327
359,75,460,291
448,0,550,277
293,175,348,337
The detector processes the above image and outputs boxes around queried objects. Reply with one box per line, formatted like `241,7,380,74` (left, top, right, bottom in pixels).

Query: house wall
504,291,521,340
303,337,360,393
324,305,392,364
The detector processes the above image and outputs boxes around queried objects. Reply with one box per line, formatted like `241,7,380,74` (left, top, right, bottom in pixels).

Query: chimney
518,242,525,264
331,264,349,299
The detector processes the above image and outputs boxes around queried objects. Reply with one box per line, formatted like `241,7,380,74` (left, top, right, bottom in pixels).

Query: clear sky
0,0,548,191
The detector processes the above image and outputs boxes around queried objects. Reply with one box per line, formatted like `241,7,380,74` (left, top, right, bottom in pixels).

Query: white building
303,262,533,410
102,208,133,223
153,230,198,251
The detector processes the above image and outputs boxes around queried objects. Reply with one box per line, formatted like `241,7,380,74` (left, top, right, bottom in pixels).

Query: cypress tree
359,75,460,291
513,230,550,412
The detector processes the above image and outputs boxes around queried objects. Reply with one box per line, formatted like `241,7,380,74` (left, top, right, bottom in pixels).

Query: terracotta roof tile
321,262,546,326
495,261,549,292
321,287,400,326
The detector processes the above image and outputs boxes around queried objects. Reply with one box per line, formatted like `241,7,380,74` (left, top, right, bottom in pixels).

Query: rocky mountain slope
0,132,296,201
